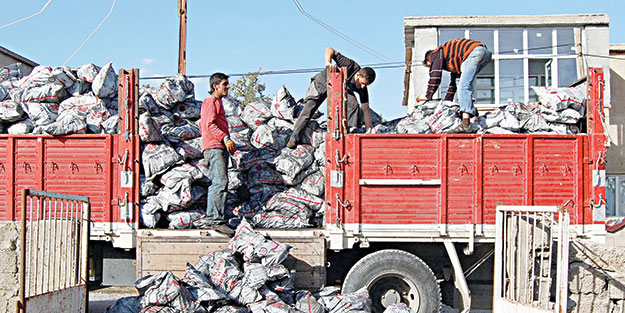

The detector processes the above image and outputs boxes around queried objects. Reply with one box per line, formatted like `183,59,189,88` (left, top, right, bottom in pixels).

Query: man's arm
444,72,458,101
361,101,372,130
325,47,338,72
425,51,444,100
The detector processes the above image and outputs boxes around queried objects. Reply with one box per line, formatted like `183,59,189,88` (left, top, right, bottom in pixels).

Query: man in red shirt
200,72,237,236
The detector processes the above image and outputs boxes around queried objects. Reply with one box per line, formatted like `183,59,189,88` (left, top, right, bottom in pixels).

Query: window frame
436,27,579,107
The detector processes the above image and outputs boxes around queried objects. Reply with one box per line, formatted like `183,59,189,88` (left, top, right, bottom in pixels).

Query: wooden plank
136,234,326,289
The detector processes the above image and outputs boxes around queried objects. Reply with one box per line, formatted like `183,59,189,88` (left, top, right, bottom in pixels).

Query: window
436,27,579,106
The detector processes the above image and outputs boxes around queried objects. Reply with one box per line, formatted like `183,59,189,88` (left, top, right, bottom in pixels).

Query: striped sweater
425,38,485,101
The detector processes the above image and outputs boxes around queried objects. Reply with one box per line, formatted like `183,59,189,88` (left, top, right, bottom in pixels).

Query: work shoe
286,138,297,149
213,223,235,236
448,123,474,134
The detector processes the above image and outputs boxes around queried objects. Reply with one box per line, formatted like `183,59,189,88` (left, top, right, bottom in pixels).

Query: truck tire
342,249,441,313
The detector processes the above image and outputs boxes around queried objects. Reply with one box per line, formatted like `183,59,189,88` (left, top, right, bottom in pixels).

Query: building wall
0,222,20,313
0,53,36,77
607,45,625,174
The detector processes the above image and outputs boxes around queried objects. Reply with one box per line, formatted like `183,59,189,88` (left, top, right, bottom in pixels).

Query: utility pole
178,0,187,75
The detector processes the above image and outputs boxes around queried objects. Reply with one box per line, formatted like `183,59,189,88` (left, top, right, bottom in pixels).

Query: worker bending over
420,38,492,133
288,47,376,149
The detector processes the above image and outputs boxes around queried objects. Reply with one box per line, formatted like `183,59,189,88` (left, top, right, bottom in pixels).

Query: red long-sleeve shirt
200,95,229,150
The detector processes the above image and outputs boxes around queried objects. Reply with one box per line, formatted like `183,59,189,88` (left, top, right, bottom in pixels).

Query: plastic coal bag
176,137,204,161
396,116,430,134
139,112,165,142
299,170,325,197
35,111,87,135
167,209,211,229
136,271,206,313
318,287,372,313
104,296,141,313
155,74,195,110
141,143,183,181
251,125,290,152
228,219,291,266
0,63,22,81
8,119,34,134
241,101,272,130
161,119,201,143
21,102,58,126
0,99,24,122
271,86,296,122
223,96,244,117
531,85,586,112
248,163,283,187
92,62,118,99
269,145,314,180
181,263,227,303
427,106,461,133
76,64,100,83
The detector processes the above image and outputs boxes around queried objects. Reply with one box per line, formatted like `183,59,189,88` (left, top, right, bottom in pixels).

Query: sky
1,0,624,120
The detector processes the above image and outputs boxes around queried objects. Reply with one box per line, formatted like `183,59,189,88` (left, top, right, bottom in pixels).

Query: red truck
0,67,607,313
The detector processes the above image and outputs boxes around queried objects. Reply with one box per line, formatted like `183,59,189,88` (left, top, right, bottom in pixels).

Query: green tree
230,70,270,105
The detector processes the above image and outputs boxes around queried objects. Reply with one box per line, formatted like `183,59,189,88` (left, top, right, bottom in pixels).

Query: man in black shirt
287,47,376,149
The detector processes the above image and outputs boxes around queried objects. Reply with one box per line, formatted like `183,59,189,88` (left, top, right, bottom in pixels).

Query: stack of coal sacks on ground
139,79,330,230
0,62,120,135
377,83,587,135
106,219,409,313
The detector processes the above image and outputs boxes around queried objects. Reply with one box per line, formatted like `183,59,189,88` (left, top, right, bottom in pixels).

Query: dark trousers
291,82,360,143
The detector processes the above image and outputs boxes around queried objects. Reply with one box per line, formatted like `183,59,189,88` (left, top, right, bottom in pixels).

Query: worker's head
209,72,230,98
423,50,434,67
354,67,376,89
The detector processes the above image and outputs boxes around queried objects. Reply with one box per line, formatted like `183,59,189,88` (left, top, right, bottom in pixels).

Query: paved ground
87,286,492,313
89,286,137,313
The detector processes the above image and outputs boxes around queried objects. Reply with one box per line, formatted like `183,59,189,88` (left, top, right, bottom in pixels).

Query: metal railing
493,205,570,313
17,189,90,313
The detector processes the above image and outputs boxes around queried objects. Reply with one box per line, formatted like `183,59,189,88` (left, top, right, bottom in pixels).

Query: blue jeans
204,148,229,224
458,46,492,116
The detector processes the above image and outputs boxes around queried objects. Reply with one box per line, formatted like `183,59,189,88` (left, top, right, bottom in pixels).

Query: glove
223,136,237,154
225,140,237,154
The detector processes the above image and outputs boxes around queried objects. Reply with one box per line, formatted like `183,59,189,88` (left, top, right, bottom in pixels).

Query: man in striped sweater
419,38,492,133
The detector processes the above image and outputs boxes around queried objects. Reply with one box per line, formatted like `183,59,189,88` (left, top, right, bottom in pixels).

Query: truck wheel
342,249,441,313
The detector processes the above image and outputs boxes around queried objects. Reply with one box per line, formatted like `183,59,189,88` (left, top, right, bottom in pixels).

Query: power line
63,0,117,66
291,0,392,62
141,61,405,80
0,0,52,30
139,49,622,81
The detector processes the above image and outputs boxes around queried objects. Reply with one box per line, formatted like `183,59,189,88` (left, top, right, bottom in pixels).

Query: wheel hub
368,275,421,313
380,289,401,307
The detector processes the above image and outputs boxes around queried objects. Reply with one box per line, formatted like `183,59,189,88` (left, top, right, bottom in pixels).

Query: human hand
225,139,237,154
326,63,338,73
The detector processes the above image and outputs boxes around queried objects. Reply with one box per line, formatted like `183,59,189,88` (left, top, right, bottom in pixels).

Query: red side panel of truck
0,69,140,228
325,68,607,229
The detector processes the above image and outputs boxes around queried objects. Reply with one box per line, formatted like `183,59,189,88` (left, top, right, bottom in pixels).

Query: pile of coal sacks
380,83,587,135
105,220,416,313
0,62,120,135
138,75,336,230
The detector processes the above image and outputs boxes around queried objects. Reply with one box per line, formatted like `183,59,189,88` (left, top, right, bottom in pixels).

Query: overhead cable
63,0,117,66
0,0,52,30
291,0,392,62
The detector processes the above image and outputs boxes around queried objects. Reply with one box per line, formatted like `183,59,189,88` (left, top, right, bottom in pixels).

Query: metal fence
17,189,90,313
493,205,570,313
